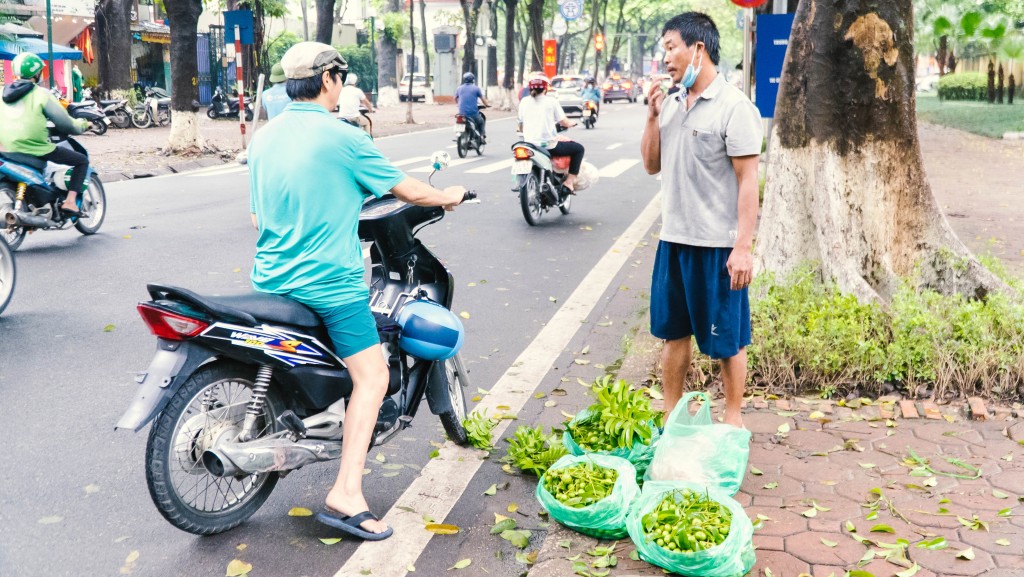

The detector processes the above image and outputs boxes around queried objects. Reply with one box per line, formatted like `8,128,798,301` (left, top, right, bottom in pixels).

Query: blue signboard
754,13,795,119
224,10,255,45
559,0,583,21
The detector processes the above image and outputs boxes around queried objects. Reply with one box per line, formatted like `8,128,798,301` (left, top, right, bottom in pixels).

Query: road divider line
407,157,481,173
335,192,663,577
598,158,641,178
606,143,623,150
390,156,430,167
465,158,514,174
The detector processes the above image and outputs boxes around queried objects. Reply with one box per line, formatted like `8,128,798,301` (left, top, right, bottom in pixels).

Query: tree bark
502,0,517,90
377,0,401,107
526,0,544,72
756,0,1005,303
164,0,206,151
95,0,133,97
936,35,947,76
486,1,498,87
420,0,431,86
407,0,415,123
460,0,484,75
315,0,335,44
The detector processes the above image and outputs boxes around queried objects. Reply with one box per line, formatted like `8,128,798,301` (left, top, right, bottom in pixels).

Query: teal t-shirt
248,101,406,309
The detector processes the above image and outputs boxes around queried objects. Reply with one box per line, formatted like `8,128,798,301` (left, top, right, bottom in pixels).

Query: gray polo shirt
657,73,763,248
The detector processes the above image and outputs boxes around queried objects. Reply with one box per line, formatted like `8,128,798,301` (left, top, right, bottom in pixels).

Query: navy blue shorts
650,241,751,360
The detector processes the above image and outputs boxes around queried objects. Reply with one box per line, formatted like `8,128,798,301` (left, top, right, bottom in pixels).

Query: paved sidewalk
79,101,517,182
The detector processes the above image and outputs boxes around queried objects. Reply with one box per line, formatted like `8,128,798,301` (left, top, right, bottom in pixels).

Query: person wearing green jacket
0,53,92,216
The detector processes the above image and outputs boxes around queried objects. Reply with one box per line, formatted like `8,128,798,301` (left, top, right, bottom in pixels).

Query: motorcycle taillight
514,147,533,160
455,115,466,124
137,303,209,340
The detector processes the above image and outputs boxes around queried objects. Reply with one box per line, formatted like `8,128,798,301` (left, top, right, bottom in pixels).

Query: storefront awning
0,36,82,60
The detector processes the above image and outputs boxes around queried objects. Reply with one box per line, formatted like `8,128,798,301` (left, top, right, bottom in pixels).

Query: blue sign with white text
224,10,255,45
754,13,795,119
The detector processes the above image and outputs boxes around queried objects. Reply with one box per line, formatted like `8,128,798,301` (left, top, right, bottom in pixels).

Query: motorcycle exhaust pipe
202,438,342,477
3,208,54,229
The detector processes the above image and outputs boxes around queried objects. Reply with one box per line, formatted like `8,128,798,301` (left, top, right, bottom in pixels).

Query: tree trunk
460,0,484,75
987,60,996,103
315,0,335,44
407,0,415,123
526,0,544,72
1010,73,1016,104
95,0,132,97
755,1,1004,303
486,2,498,87
503,0,517,90
164,0,206,151
420,0,431,87
997,63,1004,104
936,35,947,76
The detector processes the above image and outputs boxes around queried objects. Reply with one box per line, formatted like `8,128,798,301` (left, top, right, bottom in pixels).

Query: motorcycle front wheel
145,361,283,535
559,190,573,215
437,354,470,446
0,185,26,250
519,172,543,226
111,109,131,129
0,237,14,316
91,119,108,135
74,174,107,235
456,134,468,159
131,108,152,129
475,138,485,156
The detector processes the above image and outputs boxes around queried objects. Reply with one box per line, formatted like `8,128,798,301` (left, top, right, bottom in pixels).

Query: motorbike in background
51,87,110,135
132,87,172,129
208,86,254,121
510,125,574,226
582,100,599,129
339,105,373,139
0,235,14,316
454,107,486,158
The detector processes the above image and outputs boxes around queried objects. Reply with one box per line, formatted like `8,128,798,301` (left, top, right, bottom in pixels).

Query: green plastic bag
562,408,661,479
626,481,755,577
536,454,640,539
645,392,751,496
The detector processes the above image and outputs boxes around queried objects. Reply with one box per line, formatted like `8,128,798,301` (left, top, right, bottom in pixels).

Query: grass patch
916,94,1024,138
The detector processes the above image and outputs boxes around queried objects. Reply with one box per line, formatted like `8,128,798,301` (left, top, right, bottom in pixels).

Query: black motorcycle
454,107,486,158
131,87,171,129
208,85,254,121
510,125,574,226
0,236,14,316
51,87,110,135
0,128,107,250
117,155,476,535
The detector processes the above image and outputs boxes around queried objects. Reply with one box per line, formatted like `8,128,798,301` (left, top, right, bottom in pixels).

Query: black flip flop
315,509,393,541
60,205,83,217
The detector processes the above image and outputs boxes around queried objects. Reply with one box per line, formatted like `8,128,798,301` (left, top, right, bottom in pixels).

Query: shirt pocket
686,126,726,156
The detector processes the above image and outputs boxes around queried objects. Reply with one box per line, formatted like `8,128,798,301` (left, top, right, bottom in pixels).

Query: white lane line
606,143,623,150
336,192,663,577
391,156,430,167
183,165,248,178
465,158,513,174
598,158,640,178
407,157,481,173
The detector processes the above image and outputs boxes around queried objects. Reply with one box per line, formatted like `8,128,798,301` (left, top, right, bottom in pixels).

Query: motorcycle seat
99,99,122,107
0,151,46,171
67,101,97,111
146,283,321,328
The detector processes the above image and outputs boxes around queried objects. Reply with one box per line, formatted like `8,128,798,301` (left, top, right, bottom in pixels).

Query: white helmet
345,72,359,86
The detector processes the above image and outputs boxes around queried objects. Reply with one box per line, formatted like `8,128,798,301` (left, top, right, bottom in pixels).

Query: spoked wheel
456,134,468,159
559,191,573,215
437,354,470,446
74,174,107,235
91,119,108,135
206,107,218,119
111,109,131,129
475,139,485,156
0,237,15,315
145,362,283,535
519,172,544,226
131,108,152,129
0,186,26,250
159,109,172,126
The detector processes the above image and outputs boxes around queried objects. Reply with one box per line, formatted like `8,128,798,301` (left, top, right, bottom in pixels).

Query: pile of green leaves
504,425,567,476
642,488,732,554
568,377,658,452
543,462,618,509
462,410,497,451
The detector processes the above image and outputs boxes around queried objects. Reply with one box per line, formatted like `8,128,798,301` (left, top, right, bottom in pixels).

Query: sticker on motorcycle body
512,160,533,175
201,323,339,367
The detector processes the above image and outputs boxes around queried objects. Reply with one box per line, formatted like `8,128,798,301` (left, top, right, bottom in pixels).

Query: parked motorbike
339,105,373,139
208,86,254,121
52,87,110,135
116,152,477,535
454,107,487,158
511,126,574,226
101,98,133,129
0,127,107,250
582,100,599,129
0,235,14,316
131,87,171,129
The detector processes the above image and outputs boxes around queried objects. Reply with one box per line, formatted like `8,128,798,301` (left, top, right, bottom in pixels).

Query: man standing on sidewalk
640,12,763,427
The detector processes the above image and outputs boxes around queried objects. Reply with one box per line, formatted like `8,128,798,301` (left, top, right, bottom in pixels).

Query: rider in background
517,76,584,193
454,72,489,143
262,63,292,120
0,53,91,216
581,76,601,112
336,72,374,135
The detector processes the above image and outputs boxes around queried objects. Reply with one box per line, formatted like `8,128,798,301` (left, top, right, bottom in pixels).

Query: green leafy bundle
642,488,733,554
504,425,567,476
543,462,618,508
462,410,497,450
568,377,658,452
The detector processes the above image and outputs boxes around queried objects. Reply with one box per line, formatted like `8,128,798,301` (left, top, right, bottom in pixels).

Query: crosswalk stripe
606,143,623,150
407,157,481,173
598,158,640,178
391,156,430,167
465,158,513,174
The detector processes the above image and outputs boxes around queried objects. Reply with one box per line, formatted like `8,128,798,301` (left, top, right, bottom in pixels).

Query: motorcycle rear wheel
519,172,543,226
559,191,572,215
111,109,131,129
145,361,283,535
475,139,485,156
74,174,107,235
0,237,14,316
206,107,218,119
131,108,152,129
0,185,26,250
91,119,108,135
159,109,172,126
456,134,468,159
437,354,470,446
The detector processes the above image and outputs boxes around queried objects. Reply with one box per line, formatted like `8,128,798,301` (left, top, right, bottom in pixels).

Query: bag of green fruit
645,391,751,496
536,454,640,539
626,481,755,577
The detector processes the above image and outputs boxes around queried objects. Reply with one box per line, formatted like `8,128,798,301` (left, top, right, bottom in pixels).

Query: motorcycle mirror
430,151,451,172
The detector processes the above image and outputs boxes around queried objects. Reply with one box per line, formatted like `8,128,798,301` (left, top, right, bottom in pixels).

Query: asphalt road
0,101,660,577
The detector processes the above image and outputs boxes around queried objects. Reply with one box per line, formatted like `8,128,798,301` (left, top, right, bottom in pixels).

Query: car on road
602,74,638,103
550,74,587,117
642,74,673,104
399,74,431,101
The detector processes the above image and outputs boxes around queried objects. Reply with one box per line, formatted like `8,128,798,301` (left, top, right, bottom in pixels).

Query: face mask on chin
681,46,703,89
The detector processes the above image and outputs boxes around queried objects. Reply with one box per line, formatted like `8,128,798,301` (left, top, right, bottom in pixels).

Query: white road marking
598,159,641,178
391,156,430,167
407,157,482,173
183,165,248,177
465,158,514,174
335,192,663,577
606,143,623,150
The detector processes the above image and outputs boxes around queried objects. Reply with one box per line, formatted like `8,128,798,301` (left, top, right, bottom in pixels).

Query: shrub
937,72,987,101
337,45,374,93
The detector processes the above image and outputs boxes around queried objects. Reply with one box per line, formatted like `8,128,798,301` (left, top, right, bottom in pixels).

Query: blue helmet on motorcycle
396,299,465,361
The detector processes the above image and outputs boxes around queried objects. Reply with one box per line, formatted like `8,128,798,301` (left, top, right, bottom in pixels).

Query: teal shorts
311,300,381,359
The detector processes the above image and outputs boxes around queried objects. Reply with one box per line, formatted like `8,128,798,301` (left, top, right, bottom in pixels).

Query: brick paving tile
745,506,809,537
784,530,865,565
748,444,792,470
750,550,811,576
986,570,1024,577
909,538,996,574
746,412,796,435
753,534,785,551
805,501,867,533
945,490,1014,513
825,420,893,442
987,469,1024,494
891,496,965,529
966,440,1021,459
992,406,1012,421
817,401,834,415
754,398,769,409
967,397,988,421
899,400,920,419
992,553,1024,569
957,524,1020,554
911,422,986,446
857,559,938,577
826,449,900,472
809,565,847,577
779,459,855,483
921,401,943,419
734,491,753,507
879,407,895,419
783,430,847,454
775,399,793,411
752,494,787,508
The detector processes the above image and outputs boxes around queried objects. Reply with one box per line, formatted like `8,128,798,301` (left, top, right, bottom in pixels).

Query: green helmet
13,53,45,79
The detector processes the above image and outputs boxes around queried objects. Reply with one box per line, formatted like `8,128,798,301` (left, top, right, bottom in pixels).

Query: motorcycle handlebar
461,190,478,204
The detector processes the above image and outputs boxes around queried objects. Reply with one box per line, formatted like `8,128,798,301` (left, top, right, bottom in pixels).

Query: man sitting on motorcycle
336,72,374,135
247,42,466,541
517,76,584,193
581,76,601,112
0,53,91,217
454,72,489,143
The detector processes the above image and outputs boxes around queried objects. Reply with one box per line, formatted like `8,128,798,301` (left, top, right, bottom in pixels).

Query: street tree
756,0,1006,304
163,0,206,151
315,0,335,44
407,0,416,122
460,0,484,75
526,0,545,72
95,0,132,97
501,0,518,103
377,0,402,106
